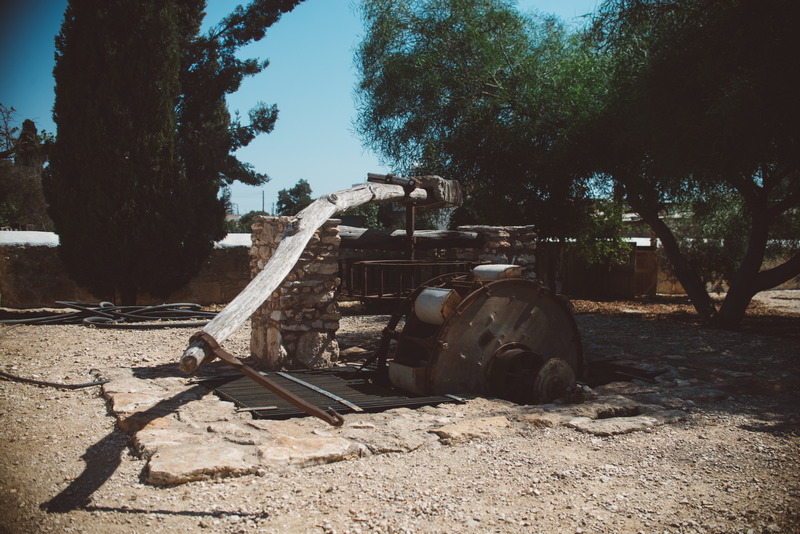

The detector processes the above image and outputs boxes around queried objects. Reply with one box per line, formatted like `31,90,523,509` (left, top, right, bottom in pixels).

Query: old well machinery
365,265,584,405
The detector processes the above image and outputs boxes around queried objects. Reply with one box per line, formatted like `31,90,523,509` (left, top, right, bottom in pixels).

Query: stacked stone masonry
249,216,342,370
454,225,538,279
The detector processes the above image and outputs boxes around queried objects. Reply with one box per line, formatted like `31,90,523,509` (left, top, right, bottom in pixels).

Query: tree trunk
713,287,756,329
539,240,558,292
627,172,800,329
715,251,800,327
627,196,720,324
754,252,800,292
712,203,771,328
120,285,137,306
556,238,567,294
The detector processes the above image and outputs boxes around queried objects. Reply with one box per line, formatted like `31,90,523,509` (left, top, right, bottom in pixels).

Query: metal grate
199,365,468,420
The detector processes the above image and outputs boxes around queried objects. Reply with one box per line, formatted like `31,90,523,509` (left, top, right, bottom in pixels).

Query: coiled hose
0,302,218,389
0,301,217,329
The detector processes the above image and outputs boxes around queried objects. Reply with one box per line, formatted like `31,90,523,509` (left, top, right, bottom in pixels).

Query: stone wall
0,232,252,308
249,216,342,370
165,245,251,304
0,240,96,307
336,225,538,274
453,225,538,279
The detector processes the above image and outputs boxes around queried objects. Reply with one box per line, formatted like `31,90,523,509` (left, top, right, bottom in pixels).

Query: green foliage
376,203,398,230
1,103,53,162
0,201,18,227
345,203,384,229
0,164,55,231
177,0,304,190
44,0,302,304
568,199,631,267
659,192,800,293
0,104,55,230
46,0,189,303
356,0,799,322
447,198,487,229
276,179,313,216
414,211,439,231
355,0,626,258
581,0,800,326
225,210,268,233
0,103,20,154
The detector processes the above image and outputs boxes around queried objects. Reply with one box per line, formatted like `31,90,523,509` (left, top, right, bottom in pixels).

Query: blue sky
0,0,597,215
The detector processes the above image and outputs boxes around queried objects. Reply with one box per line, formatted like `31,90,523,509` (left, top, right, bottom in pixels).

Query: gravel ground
1,292,799,534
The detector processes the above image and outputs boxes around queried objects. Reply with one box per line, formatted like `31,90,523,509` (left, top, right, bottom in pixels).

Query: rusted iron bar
405,203,416,260
190,331,344,427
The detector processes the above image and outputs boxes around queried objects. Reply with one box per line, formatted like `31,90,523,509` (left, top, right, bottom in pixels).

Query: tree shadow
82,505,267,520
737,420,800,437
40,384,207,513
131,360,235,380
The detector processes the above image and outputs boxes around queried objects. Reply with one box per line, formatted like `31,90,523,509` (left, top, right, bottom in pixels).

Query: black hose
0,302,216,389
0,370,109,389
0,302,217,329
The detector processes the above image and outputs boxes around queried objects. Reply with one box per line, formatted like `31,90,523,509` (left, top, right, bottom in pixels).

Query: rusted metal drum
392,274,583,404
472,264,522,281
414,287,463,325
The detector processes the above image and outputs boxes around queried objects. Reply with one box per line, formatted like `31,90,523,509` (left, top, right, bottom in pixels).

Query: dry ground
1,291,799,534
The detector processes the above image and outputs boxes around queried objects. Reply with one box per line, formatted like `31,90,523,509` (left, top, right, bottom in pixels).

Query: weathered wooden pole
405,203,416,260
180,179,456,373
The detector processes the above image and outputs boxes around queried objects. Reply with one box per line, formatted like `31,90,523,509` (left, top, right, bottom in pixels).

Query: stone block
479,254,508,263
430,416,510,442
317,262,340,275
111,392,166,415
295,331,339,368
177,399,237,425
565,415,659,436
132,428,205,459
516,412,560,428
257,435,364,468
283,323,311,332
515,254,536,266
147,444,258,485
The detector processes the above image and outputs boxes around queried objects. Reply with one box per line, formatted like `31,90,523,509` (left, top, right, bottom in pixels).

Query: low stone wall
0,232,252,308
454,225,538,279
0,238,96,308
249,217,342,370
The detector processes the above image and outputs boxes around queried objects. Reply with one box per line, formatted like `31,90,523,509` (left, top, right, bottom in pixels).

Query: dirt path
1,293,799,534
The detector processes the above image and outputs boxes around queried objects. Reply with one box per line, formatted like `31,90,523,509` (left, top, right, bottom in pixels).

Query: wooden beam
180,183,430,373
338,227,484,250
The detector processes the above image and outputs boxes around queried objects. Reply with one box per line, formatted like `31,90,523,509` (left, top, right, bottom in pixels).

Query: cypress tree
44,0,302,304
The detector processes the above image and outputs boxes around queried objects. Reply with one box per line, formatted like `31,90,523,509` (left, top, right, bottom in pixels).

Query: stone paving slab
95,367,692,486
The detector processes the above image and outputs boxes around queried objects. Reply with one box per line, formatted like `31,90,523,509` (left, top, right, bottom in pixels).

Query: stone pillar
456,225,537,279
249,216,342,370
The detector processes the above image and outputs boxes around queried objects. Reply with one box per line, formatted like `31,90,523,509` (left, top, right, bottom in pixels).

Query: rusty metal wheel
485,343,543,405
532,358,576,404
425,279,583,396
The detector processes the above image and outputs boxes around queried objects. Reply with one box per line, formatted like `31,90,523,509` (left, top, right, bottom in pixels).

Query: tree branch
753,251,800,293
767,170,800,219
626,184,719,322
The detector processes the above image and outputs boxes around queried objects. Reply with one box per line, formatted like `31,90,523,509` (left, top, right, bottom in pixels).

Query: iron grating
199,365,469,420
